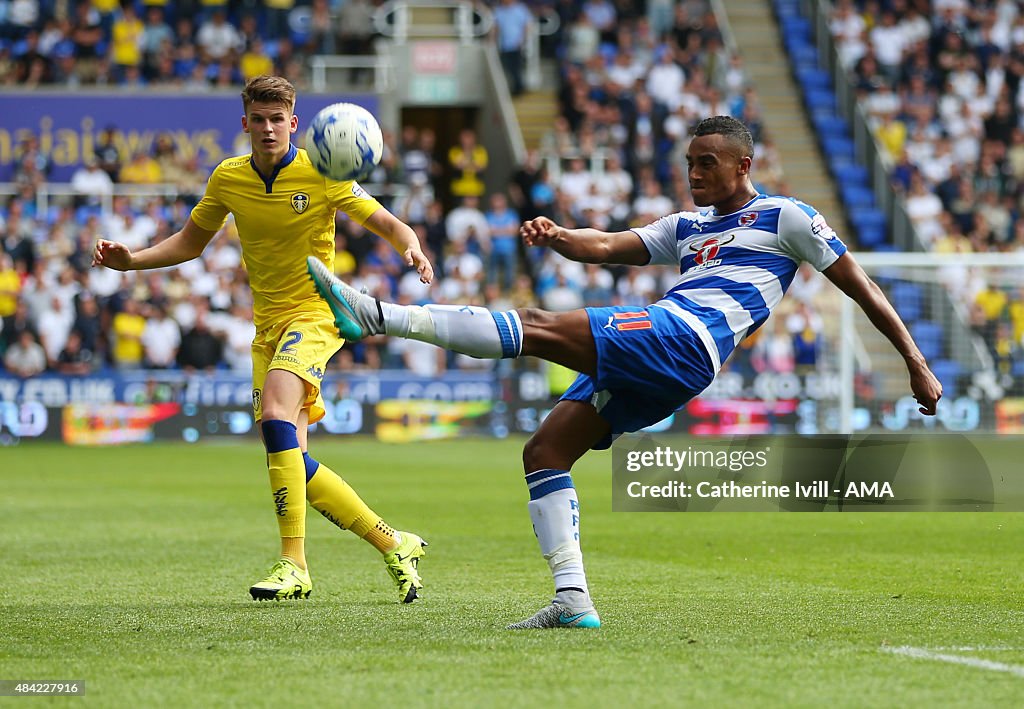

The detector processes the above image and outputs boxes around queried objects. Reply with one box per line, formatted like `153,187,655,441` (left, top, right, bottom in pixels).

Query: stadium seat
812,112,850,141
891,282,924,322
841,184,876,209
850,206,886,230
780,17,812,42
806,88,837,113
797,67,832,92
857,223,887,249
784,33,813,57
930,359,961,398
774,0,801,18
833,162,869,186
910,321,944,360
790,43,819,67
822,135,855,160
849,206,887,248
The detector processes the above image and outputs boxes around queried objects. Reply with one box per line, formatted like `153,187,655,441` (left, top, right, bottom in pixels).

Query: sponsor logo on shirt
687,234,734,272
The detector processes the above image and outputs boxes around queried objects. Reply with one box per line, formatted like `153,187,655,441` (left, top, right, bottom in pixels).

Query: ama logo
688,234,734,271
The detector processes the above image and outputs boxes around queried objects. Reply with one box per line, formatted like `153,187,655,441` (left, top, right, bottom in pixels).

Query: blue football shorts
560,304,716,449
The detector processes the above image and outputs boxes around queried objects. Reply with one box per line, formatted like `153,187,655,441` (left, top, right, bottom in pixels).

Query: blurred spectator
119,150,162,184
111,3,144,79
240,36,274,81
485,192,520,290
305,0,336,54
448,129,488,199
141,8,173,76
391,173,433,226
4,329,46,377
338,0,376,59
904,173,944,246
541,271,584,311
177,309,223,372
141,304,181,369
1,301,36,356
390,337,447,377
55,330,96,376
197,10,241,63
70,157,114,207
264,0,296,41
13,30,52,85
37,295,74,366
215,303,256,373
787,302,823,374
0,254,21,320
580,264,614,306
445,195,490,253
70,1,103,72
632,177,673,223
94,125,122,181
73,293,104,357
752,318,795,374
493,0,533,96
111,299,146,369
14,134,51,188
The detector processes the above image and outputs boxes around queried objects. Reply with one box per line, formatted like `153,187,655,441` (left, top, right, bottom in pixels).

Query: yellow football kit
189,144,381,422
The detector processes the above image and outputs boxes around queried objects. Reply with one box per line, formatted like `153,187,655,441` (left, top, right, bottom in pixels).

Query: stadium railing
308,55,397,94
0,182,410,217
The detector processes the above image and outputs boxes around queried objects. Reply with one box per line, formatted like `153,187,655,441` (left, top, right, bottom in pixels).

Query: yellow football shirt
189,145,382,330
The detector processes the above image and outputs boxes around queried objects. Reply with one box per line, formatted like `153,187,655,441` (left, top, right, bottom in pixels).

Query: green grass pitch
2,438,1023,707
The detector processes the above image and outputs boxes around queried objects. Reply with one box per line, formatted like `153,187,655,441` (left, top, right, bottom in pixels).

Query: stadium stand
13,0,997,387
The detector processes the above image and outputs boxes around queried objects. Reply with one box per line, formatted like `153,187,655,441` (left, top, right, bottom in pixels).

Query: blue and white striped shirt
633,194,847,373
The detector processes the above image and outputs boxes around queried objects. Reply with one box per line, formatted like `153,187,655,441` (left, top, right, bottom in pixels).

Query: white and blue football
304,103,384,182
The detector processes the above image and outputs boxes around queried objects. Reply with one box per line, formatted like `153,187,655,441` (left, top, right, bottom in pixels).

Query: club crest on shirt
738,211,759,227
688,234,734,270
291,192,310,214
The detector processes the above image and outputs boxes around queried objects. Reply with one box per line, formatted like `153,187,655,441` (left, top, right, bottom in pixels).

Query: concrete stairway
510,59,561,151
512,88,559,152
721,1,846,233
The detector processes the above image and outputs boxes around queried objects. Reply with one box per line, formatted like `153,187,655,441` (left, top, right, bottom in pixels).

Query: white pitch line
882,646,1024,678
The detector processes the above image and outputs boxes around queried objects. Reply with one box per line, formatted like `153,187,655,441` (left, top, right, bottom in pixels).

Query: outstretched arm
363,207,434,284
92,217,218,271
823,252,942,415
520,216,650,266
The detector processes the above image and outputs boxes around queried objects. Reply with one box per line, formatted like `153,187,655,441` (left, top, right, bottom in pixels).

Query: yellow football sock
305,460,398,553
268,448,307,539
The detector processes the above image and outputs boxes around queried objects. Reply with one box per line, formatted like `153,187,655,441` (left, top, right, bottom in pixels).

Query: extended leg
307,256,597,373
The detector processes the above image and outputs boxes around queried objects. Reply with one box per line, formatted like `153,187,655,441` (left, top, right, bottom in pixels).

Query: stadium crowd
1,0,835,379
829,0,1024,366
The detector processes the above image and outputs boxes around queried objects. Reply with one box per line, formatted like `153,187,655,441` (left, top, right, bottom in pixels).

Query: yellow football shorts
251,312,344,424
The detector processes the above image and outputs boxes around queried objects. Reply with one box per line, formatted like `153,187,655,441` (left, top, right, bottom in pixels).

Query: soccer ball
304,103,384,182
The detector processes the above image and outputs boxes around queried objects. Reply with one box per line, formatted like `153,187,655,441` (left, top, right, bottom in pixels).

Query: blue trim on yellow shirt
249,144,298,194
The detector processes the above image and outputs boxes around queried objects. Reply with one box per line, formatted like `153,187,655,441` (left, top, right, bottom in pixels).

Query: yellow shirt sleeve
189,165,230,232
327,180,382,226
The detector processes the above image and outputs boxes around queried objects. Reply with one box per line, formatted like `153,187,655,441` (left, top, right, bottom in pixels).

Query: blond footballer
93,75,434,603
